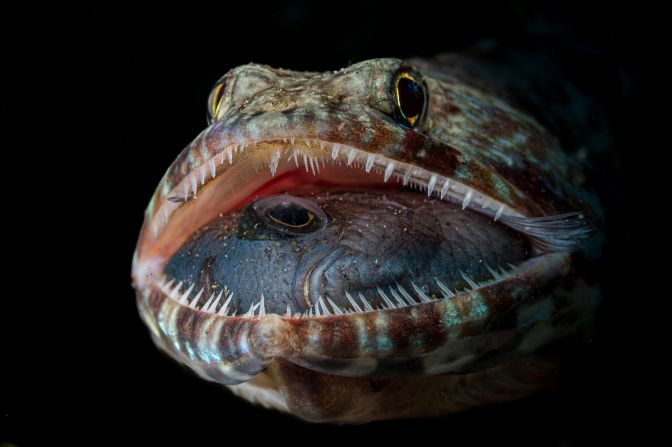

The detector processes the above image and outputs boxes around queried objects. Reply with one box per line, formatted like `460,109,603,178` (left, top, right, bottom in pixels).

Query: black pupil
267,204,312,227
398,77,424,120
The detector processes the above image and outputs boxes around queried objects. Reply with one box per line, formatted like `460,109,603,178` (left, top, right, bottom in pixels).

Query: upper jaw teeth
152,137,518,238
155,262,518,319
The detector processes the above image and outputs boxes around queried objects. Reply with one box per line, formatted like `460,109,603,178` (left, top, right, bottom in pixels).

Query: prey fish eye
267,204,314,228
132,49,603,423
236,195,326,239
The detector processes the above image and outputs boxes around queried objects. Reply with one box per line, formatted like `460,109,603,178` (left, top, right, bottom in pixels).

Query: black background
2,2,656,444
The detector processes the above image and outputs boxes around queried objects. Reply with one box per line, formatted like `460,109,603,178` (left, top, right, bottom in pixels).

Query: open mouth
134,134,589,320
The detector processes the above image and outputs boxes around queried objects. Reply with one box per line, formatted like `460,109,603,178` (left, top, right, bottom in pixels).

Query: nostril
238,194,328,240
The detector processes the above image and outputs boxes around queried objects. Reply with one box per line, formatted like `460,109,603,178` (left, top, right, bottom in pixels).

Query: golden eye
394,72,426,127
267,204,315,229
207,80,227,124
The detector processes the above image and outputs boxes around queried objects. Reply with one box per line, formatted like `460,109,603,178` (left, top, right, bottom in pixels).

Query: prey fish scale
132,45,602,423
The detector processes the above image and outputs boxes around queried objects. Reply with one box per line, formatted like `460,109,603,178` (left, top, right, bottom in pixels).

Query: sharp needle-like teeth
200,168,206,186
396,283,416,305
427,174,438,197
161,278,175,294
365,154,374,172
411,282,432,303
226,146,233,164
303,154,309,172
200,292,215,312
208,290,224,312
209,160,216,179
384,162,395,182
460,271,479,290
292,149,299,167
358,293,374,311
326,296,344,315
462,190,473,209
170,281,183,300
440,180,450,199
318,296,331,315
403,165,413,185
377,286,396,308
189,287,204,308
345,292,363,312
485,264,503,281
258,294,266,316
331,144,340,160
388,287,407,307
269,149,280,176
314,302,321,316
244,302,256,318
190,176,198,198
347,148,357,165
435,278,456,298
495,205,505,221
179,283,196,304
286,304,292,317
218,292,233,316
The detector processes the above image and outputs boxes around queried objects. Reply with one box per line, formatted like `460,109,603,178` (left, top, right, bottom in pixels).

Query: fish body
132,46,601,423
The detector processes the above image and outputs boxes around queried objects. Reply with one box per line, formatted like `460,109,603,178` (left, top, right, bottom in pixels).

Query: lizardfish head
132,57,600,423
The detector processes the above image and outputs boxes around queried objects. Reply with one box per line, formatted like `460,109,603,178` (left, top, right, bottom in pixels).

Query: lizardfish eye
394,71,426,127
207,78,227,124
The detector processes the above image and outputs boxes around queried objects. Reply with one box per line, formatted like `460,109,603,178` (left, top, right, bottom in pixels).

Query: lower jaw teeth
156,262,516,318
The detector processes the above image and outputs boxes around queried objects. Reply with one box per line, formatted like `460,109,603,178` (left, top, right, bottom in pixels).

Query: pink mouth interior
230,163,405,215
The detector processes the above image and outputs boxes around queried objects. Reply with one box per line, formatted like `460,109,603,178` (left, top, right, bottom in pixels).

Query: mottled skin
132,51,600,423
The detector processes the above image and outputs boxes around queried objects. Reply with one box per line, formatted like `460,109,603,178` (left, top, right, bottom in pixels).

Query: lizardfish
132,46,602,423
